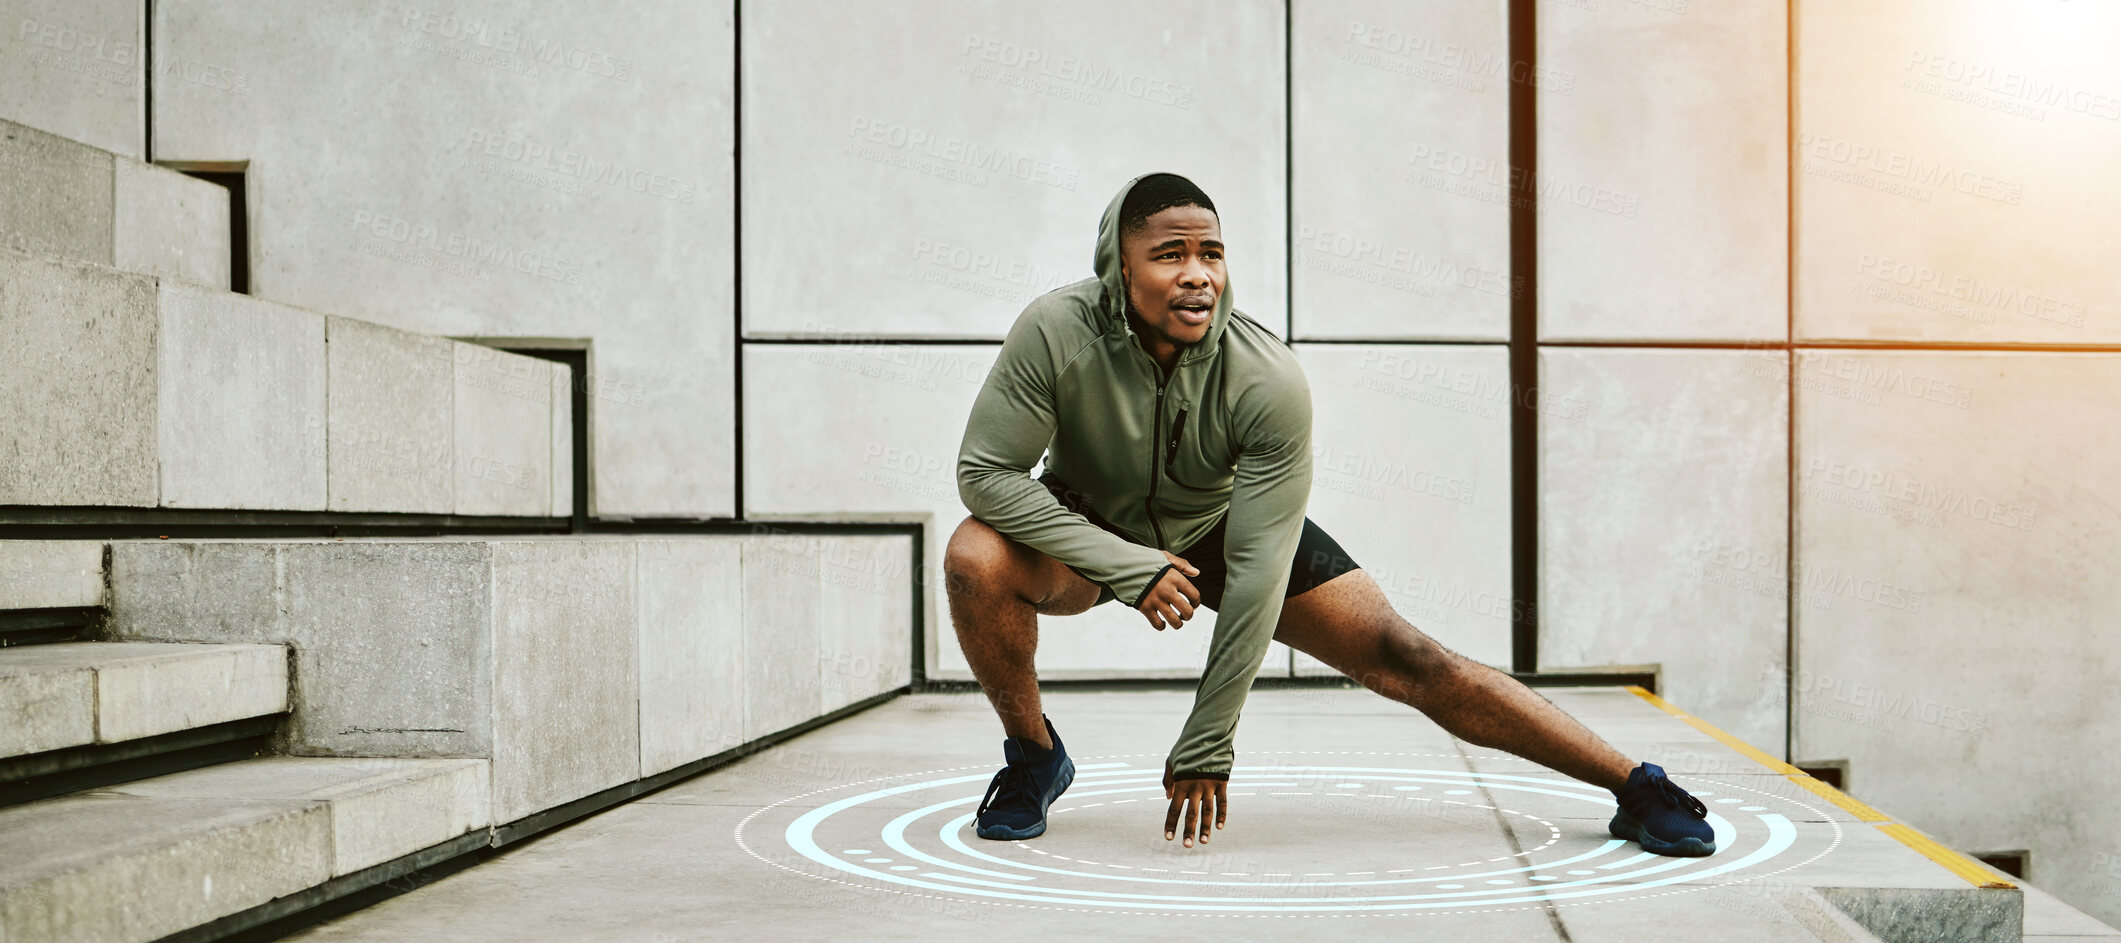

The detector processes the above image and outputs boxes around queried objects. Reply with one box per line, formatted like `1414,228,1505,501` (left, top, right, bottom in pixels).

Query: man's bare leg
1273,569,1636,791
943,516,1103,752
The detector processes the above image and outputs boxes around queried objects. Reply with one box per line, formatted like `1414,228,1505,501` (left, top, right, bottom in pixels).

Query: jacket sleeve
956,310,1174,606
1166,364,1314,781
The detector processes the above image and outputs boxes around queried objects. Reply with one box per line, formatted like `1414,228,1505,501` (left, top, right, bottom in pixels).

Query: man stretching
946,172,1713,855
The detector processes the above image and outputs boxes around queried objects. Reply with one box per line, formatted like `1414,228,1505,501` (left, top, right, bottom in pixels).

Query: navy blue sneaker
974,714,1074,840
1609,762,1716,856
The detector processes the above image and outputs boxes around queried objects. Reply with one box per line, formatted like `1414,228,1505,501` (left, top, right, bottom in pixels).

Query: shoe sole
1608,810,1716,857
974,756,1075,841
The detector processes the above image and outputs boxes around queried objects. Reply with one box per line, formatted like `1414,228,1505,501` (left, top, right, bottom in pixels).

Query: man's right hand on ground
1135,551,1201,631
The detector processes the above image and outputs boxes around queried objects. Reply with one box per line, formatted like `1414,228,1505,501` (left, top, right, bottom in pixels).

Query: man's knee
944,516,1096,614
944,516,1010,595
1380,621,1453,689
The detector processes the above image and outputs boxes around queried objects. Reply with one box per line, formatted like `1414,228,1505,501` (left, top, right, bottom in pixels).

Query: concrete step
0,247,570,514
0,755,490,943
105,533,916,825
0,541,104,614
0,118,230,290
0,641,287,760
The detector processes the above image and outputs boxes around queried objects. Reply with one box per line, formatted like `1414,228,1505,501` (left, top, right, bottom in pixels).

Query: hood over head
1093,172,1234,364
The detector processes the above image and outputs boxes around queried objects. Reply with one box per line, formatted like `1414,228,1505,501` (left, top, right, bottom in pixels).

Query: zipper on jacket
1163,408,1189,486
1143,380,1168,548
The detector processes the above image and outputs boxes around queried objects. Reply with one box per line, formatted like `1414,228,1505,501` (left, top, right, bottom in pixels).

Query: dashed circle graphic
735,751,1843,917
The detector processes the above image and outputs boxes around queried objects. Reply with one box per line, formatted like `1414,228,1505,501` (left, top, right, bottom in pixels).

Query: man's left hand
1163,757,1226,847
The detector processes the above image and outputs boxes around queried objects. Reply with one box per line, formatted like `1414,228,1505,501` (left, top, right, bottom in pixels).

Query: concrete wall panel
742,0,1286,340
1537,0,1787,342
106,541,281,643
490,539,638,824
1538,348,1789,748
453,343,554,518
279,542,497,759
637,538,744,776
1292,345,1513,673
1796,3,2121,344
153,1,736,517
325,317,455,514
1292,0,1510,340
156,282,327,510
818,534,914,713
114,158,230,289
0,250,158,506
743,343,982,680
0,1,144,157
742,534,823,740
1794,350,2121,926
0,119,113,264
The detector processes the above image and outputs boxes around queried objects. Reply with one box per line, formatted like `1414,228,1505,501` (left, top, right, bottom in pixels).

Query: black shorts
1038,471,1361,611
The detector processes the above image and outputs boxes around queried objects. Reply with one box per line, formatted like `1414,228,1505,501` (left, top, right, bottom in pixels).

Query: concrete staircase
1,116,569,517
0,116,560,940
0,529,913,942
0,118,922,942
0,542,495,943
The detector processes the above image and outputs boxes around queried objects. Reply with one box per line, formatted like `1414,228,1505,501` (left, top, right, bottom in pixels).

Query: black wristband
1129,562,1177,609
1168,770,1230,782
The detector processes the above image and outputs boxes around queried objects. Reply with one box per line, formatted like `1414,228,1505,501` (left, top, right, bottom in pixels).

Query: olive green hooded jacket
956,173,1314,781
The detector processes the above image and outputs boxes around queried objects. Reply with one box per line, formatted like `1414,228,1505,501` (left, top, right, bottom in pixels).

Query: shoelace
1644,767,1708,818
977,763,1038,819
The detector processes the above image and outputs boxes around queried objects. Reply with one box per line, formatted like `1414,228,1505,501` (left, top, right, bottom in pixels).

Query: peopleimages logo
348,210,583,285
463,129,697,204
383,1,636,82
1796,132,2023,205
1780,666,1988,735
1297,225,1524,299
1804,458,2036,531
1342,22,1575,94
1405,144,1640,218
1310,444,1477,505
958,34,1194,109
1906,50,2121,122
909,238,1069,293
1854,253,2086,328
846,117,1080,191
16,17,133,63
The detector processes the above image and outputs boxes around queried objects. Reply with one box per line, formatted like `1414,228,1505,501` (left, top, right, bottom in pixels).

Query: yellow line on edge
1878,824,2018,889
1622,685,1803,775
1619,686,2017,890
1783,772,1890,822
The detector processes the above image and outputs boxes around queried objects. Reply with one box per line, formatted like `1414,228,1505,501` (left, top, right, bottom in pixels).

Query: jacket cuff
1127,563,1176,609
1169,770,1229,782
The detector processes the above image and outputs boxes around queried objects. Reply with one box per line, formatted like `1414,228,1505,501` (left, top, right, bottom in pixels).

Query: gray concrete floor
288,687,2119,942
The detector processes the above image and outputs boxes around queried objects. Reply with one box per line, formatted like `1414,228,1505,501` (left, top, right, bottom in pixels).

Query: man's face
1119,205,1224,350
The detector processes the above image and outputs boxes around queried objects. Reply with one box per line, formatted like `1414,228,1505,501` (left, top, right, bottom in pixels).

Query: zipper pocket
1162,408,1211,490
